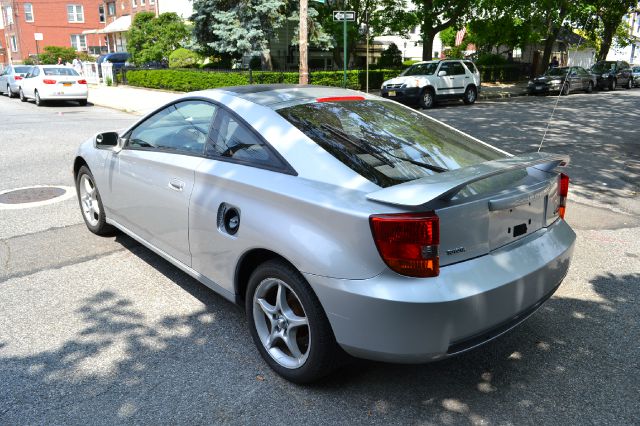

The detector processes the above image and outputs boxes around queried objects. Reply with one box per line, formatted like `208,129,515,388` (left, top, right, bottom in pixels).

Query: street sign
333,11,355,21
34,33,43,41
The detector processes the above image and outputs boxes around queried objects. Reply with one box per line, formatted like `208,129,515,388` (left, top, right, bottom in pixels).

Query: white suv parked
381,60,481,108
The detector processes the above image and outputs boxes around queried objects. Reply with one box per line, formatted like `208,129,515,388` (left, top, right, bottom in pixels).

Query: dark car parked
632,66,640,88
527,66,595,95
97,52,130,77
590,60,633,90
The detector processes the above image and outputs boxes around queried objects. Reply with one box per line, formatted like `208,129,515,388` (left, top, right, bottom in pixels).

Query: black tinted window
463,61,477,73
128,100,217,155
449,62,466,75
278,100,505,188
206,109,284,168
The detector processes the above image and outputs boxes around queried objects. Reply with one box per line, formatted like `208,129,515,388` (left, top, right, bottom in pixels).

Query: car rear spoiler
366,152,569,207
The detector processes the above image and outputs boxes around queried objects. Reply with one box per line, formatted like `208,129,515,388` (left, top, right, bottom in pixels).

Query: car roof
196,84,380,109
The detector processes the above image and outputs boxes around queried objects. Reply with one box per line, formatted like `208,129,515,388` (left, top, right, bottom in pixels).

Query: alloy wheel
252,278,310,369
79,174,100,227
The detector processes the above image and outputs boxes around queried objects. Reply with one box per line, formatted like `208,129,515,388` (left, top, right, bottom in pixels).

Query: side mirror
96,131,119,147
438,70,447,77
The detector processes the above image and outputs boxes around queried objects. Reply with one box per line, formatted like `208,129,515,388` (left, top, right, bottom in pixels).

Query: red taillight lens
370,212,440,278
558,173,569,219
14,76,23,80
43,79,57,84
78,79,87,84
316,96,365,102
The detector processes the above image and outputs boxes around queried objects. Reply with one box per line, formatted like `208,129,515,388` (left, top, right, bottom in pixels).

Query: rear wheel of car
246,260,343,383
75,166,113,236
626,78,633,89
19,88,27,102
7,85,15,98
586,81,594,93
609,79,616,90
78,99,88,106
34,90,44,107
463,86,477,104
561,82,570,95
419,87,435,109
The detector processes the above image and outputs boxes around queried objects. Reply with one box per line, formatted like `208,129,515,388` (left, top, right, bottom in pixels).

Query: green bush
169,48,200,68
39,46,77,64
475,53,508,66
125,68,404,92
402,60,420,67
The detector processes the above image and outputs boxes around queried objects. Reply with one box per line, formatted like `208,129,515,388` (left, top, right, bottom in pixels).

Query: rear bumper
380,87,421,104
305,219,576,363
38,86,88,100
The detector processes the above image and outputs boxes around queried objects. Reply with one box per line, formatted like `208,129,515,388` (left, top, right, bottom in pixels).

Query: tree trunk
597,21,617,61
261,50,274,71
539,4,567,75
299,0,309,83
422,32,436,60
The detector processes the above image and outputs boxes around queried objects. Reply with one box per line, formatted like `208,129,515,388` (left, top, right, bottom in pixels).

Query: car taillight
369,212,439,278
14,76,23,80
558,173,569,219
43,79,57,84
78,79,87,84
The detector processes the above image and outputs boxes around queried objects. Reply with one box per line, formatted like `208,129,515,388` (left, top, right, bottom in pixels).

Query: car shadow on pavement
1,232,638,424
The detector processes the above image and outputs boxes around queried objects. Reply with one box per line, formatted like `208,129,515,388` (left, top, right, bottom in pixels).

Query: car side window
30,68,40,78
438,62,450,75
463,61,477,73
449,62,466,75
127,100,217,155
206,109,283,169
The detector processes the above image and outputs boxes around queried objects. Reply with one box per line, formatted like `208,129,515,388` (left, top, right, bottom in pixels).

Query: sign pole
343,13,347,88
34,33,43,64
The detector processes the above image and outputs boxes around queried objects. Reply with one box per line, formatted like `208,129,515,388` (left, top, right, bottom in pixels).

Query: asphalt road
1,91,638,425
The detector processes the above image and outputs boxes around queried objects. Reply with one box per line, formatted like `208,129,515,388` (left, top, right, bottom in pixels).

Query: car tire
586,81,594,93
34,90,44,107
463,85,477,104
19,88,27,102
246,259,344,384
7,85,16,98
609,79,616,90
419,87,435,109
626,78,632,89
75,165,114,236
561,82,570,95
78,99,88,106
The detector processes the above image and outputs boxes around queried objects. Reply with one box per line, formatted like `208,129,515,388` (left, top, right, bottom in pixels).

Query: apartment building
0,0,107,63
97,0,157,53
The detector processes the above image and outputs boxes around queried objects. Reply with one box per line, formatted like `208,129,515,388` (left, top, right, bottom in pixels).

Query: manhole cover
0,187,67,204
0,185,75,210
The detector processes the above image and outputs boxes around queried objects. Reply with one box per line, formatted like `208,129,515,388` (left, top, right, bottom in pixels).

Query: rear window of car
14,66,31,74
463,61,478,73
43,68,80,76
591,62,616,72
278,100,506,188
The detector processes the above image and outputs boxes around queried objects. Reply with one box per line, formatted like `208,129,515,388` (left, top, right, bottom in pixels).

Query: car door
0,66,8,92
567,67,582,90
107,99,218,266
189,107,293,292
448,62,468,94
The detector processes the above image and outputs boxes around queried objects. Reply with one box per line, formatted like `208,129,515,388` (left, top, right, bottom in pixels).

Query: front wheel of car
586,81,594,93
609,79,616,90
561,82,570,95
19,88,27,102
34,90,44,107
463,86,477,104
419,88,435,109
75,166,113,236
246,260,343,383
626,78,633,89
7,85,16,98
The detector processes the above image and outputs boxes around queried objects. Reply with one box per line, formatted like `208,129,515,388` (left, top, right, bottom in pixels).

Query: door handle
168,179,185,192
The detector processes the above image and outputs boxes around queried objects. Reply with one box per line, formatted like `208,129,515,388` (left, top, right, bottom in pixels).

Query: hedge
124,68,403,92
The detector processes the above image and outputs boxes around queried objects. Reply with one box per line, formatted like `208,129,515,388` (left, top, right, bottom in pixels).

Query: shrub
76,52,95,62
378,43,403,68
402,59,420,67
23,57,36,65
169,48,200,68
39,46,77,64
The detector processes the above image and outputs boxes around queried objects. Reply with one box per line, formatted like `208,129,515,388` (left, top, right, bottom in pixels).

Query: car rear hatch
367,152,569,266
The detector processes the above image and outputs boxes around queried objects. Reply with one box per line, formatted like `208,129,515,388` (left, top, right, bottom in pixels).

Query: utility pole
299,0,309,85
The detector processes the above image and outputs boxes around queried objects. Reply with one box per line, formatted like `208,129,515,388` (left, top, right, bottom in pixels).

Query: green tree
127,12,189,65
39,46,77,64
378,43,403,66
373,0,474,60
169,48,201,68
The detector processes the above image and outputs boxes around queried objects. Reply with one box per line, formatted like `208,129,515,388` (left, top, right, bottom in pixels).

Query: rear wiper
321,124,395,168
322,124,448,173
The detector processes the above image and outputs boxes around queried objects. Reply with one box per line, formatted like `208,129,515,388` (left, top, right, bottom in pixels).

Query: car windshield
278,100,506,188
14,66,31,74
546,68,569,76
400,63,439,76
43,68,80,76
591,62,615,72
633,67,640,72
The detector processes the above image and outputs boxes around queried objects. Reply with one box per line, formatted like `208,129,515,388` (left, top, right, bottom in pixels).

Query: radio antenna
537,29,587,152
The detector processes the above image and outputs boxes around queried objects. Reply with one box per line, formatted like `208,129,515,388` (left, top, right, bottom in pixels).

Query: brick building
97,0,157,53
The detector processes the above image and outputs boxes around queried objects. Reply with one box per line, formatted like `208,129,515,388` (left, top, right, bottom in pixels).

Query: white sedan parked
18,65,88,106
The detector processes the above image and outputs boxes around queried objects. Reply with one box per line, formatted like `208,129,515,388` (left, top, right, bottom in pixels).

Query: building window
140,0,145,5
24,3,34,22
107,2,116,16
10,36,18,52
132,0,137,7
5,6,13,25
67,4,84,22
70,34,87,51
98,5,105,22
149,0,154,4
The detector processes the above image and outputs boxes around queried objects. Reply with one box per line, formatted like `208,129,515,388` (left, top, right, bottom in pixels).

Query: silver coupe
74,85,576,383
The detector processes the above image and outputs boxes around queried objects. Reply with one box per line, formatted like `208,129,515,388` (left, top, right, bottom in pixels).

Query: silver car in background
73,85,576,383
0,65,32,98
18,65,88,106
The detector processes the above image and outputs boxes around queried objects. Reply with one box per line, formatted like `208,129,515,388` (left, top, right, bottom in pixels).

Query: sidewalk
87,82,530,114
88,84,182,115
